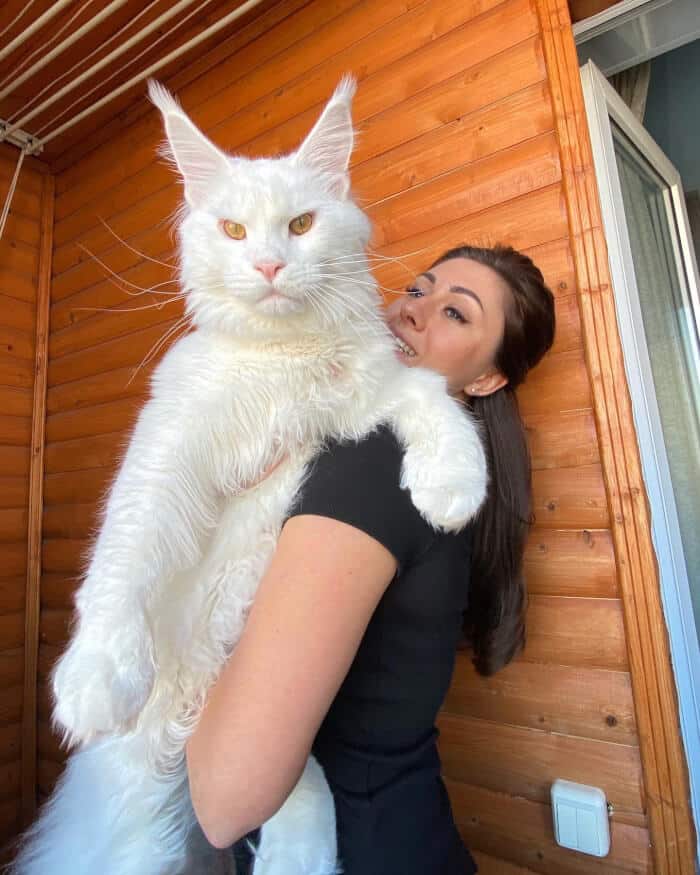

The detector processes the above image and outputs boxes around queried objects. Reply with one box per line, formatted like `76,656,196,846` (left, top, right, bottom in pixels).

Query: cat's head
149,77,375,340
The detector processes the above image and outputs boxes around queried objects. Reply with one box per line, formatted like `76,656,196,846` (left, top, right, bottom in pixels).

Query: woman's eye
289,212,313,235
406,286,423,297
221,220,246,240
445,307,466,323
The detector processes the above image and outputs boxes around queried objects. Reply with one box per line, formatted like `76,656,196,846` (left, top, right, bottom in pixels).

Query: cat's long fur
9,78,487,875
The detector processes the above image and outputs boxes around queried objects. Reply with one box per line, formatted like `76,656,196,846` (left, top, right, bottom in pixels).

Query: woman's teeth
395,336,416,357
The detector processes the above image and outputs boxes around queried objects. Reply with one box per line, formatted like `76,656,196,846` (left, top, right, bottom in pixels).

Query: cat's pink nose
255,261,285,282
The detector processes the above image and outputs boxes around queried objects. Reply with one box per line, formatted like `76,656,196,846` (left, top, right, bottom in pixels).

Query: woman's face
385,257,510,397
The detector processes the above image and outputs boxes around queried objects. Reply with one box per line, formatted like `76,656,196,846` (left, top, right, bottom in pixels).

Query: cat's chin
255,292,305,317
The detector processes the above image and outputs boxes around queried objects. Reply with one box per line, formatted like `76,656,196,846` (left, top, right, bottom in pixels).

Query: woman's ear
466,369,508,398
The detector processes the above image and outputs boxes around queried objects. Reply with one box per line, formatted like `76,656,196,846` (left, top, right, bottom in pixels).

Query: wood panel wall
0,144,49,855
33,0,693,871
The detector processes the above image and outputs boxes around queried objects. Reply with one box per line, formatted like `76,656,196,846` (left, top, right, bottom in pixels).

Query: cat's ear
148,79,230,209
293,76,356,199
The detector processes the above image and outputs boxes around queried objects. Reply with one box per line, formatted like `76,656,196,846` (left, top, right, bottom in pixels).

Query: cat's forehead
210,155,324,211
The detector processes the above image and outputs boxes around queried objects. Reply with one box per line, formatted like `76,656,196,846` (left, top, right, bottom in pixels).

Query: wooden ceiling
0,0,286,171
0,0,620,171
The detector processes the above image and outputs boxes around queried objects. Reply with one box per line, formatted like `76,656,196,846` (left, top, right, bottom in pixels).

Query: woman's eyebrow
449,285,484,311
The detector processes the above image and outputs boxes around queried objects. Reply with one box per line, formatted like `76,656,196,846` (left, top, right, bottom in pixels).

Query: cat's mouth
256,289,303,315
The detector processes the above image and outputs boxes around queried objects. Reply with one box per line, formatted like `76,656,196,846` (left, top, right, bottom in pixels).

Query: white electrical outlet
551,779,611,857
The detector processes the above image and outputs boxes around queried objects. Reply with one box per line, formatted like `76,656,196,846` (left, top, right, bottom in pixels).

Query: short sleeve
288,427,436,567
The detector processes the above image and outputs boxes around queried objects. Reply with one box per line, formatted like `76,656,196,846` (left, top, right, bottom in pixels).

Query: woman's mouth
394,335,417,357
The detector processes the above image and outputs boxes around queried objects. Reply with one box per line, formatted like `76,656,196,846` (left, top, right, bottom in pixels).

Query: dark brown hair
429,244,555,675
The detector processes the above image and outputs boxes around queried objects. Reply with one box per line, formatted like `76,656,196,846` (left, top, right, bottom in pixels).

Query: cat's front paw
52,619,155,747
401,421,488,532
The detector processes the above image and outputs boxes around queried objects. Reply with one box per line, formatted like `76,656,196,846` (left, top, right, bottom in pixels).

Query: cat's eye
289,213,313,236
221,220,246,240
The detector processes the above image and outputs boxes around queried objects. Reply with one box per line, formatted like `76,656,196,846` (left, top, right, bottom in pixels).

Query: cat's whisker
98,217,178,269
77,243,180,297
127,315,192,386
72,295,188,315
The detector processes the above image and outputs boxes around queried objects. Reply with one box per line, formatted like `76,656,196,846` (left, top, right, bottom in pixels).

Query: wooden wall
0,144,47,853
32,0,691,871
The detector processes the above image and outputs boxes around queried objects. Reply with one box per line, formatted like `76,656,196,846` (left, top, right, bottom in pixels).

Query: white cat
10,78,487,875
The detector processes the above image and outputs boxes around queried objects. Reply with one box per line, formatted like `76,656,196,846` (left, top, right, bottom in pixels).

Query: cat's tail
5,735,199,875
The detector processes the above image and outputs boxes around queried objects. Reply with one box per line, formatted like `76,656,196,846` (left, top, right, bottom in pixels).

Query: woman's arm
186,513,398,849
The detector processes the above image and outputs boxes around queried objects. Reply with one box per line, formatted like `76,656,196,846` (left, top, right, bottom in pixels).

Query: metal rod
0,0,74,64
0,0,131,102
2,0,203,140
41,0,266,146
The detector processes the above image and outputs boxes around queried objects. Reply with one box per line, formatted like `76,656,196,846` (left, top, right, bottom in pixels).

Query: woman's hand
185,513,397,849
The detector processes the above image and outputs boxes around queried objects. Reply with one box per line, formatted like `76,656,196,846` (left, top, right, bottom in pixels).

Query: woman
185,244,556,873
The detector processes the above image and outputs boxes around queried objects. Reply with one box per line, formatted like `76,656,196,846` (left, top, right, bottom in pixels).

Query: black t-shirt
288,426,472,752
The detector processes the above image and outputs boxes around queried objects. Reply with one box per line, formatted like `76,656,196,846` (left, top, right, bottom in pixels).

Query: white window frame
580,59,700,864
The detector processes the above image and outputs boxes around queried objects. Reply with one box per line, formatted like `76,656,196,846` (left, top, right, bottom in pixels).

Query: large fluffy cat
10,78,487,875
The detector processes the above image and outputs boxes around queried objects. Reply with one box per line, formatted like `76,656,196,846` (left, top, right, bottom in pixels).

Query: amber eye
289,213,313,236
221,220,246,240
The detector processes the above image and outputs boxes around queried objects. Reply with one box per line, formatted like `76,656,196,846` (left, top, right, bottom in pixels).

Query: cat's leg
252,756,338,875
52,401,222,745
388,366,488,532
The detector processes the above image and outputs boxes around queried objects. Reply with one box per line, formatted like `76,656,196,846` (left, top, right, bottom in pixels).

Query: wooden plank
43,504,99,541
0,650,23,687
0,324,35,361
39,609,71,650
1,545,26,578
0,725,22,765
0,416,32,447
549,293,582,355
45,396,142,445
438,713,644,820
40,575,78,612
524,594,627,670
37,645,61,684
0,388,31,418
1,211,40,249
36,720,63,765
371,133,561,248
531,464,609,529
0,478,29,510
0,616,24,654
0,509,28,543
0,447,29,479
22,172,53,826
43,469,114,510
0,352,33,390
0,579,24,614
0,270,37,306
0,762,20,804
524,527,618,597
48,318,183,388
41,540,91,576
535,0,696,868
36,758,61,799
525,408,599,470
448,779,652,874
55,0,510,219
44,431,127,476
47,365,151,416
50,256,178,338
51,225,175,304
0,797,21,845
518,348,592,416
54,0,364,195
444,654,636,743
352,51,549,195
0,293,35,335
376,184,570,293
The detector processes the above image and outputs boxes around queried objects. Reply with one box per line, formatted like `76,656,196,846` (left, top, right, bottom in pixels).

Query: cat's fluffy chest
151,328,387,470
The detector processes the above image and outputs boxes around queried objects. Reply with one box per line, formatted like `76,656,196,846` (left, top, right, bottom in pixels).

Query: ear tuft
293,75,358,198
147,79,230,209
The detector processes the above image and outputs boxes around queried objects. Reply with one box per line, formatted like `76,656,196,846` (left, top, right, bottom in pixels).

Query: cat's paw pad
52,624,155,746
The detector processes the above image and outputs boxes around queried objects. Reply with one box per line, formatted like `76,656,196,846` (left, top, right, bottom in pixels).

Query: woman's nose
401,296,426,330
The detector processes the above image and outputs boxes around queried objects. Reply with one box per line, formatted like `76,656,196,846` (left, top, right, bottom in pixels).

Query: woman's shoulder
289,426,436,566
